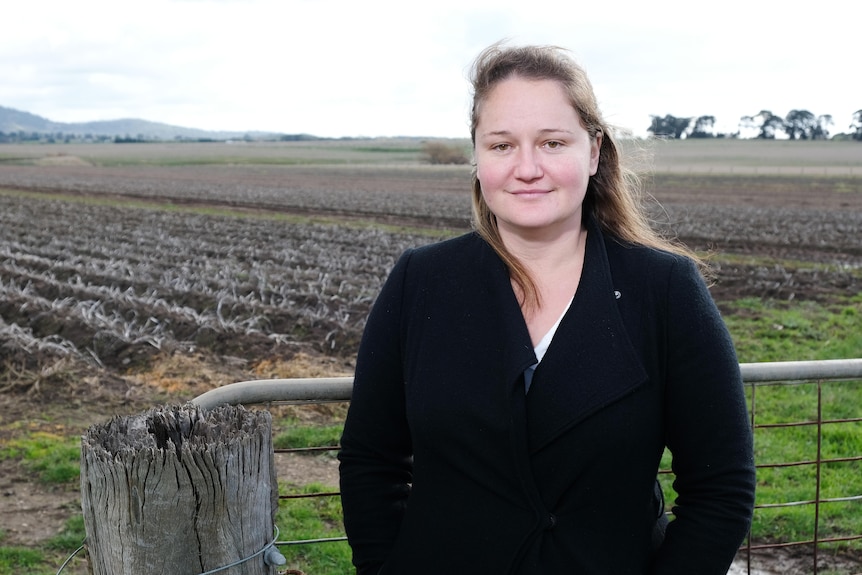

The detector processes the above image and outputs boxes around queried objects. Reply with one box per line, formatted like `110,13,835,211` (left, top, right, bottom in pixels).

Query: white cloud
2,0,858,138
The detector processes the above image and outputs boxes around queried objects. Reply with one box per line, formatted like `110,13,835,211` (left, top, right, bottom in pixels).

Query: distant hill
0,104,309,141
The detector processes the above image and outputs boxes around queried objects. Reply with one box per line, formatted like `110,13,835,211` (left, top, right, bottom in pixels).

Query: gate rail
192,359,862,410
192,359,862,574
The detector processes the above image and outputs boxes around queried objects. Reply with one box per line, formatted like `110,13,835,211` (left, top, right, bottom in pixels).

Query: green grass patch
275,483,352,575
45,515,86,552
724,298,862,362
654,173,862,194
271,420,349,573
4,517,90,575
0,546,44,575
273,419,343,450
0,432,80,484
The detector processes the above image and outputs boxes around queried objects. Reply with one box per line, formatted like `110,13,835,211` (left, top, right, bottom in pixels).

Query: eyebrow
479,128,575,138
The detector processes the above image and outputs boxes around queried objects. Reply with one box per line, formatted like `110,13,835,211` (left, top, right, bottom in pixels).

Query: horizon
2,102,857,142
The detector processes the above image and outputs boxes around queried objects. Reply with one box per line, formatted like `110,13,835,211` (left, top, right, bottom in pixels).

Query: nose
514,147,543,181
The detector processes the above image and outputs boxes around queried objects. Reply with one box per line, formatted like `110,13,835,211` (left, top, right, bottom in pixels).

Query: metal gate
193,358,862,574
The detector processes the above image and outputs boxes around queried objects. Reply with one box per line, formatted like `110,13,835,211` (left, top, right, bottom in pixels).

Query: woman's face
474,76,600,240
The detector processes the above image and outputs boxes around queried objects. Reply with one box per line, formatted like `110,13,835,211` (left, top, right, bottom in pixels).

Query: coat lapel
476,240,539,392
524,221,648,453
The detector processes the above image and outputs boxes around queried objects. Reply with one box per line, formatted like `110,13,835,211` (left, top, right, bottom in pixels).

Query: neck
501,223,587,274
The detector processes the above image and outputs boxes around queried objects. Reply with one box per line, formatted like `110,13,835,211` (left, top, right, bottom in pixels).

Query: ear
589,130,602,176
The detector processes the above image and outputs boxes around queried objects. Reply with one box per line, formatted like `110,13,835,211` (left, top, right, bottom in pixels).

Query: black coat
339,218,755,574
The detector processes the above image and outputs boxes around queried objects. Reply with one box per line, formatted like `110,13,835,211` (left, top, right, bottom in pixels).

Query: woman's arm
338,250,415,575
653,257,756,574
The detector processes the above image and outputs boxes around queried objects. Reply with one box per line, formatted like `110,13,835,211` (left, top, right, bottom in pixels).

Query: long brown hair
469,42,703,311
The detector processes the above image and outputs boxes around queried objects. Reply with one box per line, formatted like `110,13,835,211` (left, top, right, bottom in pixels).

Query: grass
0,435,85,574
0,516,85,575
0,432,80,484
653,172,862,193
274,484,353,575
44,516,85,553
273,419,343,450
724,297,862,362
0,547,43,575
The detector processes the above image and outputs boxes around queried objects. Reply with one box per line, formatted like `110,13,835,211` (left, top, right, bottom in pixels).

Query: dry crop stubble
0,191,435,373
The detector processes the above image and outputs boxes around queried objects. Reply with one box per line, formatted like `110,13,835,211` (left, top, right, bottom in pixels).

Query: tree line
3,110,862,144
649,109,862,140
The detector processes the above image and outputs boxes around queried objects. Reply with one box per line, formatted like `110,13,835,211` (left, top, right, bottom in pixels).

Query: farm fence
192,358,862,575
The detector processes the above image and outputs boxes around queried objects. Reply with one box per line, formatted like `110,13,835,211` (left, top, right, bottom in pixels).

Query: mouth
509,188,550,198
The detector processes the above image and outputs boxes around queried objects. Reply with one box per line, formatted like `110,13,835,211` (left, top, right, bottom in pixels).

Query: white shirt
524,295,574,393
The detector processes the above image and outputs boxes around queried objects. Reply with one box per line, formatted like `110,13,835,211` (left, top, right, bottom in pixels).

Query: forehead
476,76,580,130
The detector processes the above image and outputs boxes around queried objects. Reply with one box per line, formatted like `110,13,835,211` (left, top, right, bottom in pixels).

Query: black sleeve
652,257,756,574
338,250,415,575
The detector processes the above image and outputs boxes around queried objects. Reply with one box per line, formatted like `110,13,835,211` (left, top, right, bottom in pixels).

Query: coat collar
523,217,649,453
471,237,539,391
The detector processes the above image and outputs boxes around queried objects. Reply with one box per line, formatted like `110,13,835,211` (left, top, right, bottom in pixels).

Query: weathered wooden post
80,403,284,574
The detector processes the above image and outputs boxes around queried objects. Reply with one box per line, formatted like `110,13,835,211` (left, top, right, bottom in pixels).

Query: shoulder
410,231,486,258
382,232,498,296
375,233,507,322
399,232,497,272
598,232,711,318
602,233,699,283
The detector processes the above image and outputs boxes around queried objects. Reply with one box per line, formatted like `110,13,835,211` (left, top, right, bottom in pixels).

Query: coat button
546,513,557,530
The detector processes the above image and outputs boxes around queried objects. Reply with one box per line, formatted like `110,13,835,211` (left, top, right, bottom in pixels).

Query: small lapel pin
614,290,621,300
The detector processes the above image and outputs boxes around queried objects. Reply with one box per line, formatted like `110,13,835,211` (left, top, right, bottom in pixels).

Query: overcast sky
2,0,859,139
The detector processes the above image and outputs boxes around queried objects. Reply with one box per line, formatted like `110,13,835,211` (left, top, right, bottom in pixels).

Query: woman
338,42,755,574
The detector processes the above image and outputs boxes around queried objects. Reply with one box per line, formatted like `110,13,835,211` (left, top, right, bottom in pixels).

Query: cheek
560,154,595,183
475,160,502,190
475,161,488,184
476,165,499,208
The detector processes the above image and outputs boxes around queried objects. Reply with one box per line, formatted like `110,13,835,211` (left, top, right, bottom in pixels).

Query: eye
544,140,564,150
491,143,511,152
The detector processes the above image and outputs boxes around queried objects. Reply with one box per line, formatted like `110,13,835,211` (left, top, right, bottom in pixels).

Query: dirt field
1,140,860,573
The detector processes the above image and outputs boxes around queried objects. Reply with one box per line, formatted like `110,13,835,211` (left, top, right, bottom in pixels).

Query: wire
56,543,85,575
198,526,281,575
55,527,281,575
